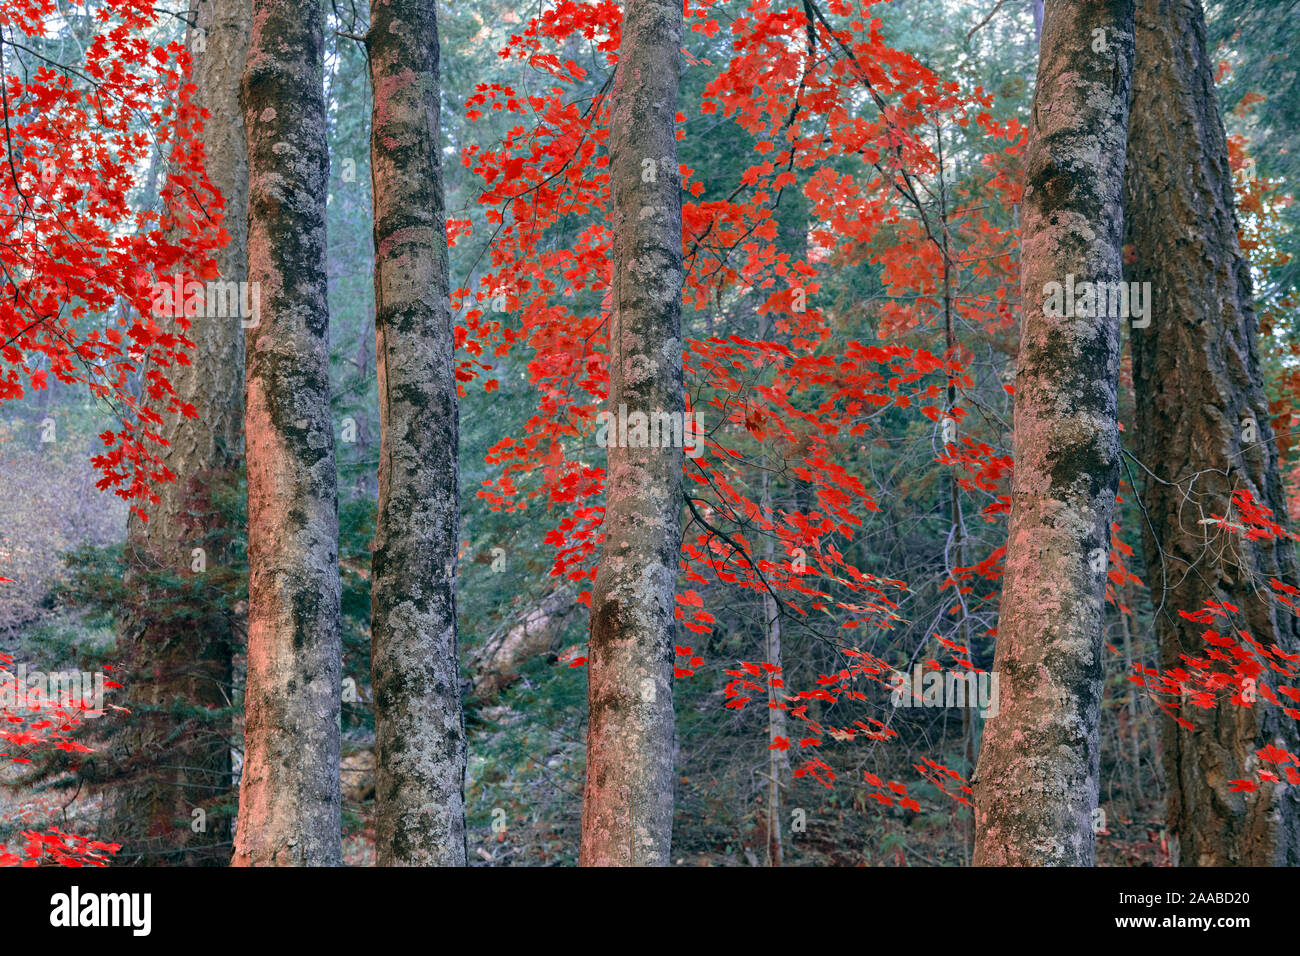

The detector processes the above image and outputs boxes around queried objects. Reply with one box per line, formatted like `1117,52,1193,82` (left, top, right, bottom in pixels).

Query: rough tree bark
972,0,1136,866
366,0,467,867
108,0,248,865
1125,0,1300,866
579,0,684,867
232,0,342,866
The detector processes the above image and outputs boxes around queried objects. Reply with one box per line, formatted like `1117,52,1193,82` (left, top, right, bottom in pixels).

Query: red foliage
0,651,122,865
1127,491,1300,793
0,0,210,859
457,0,1026,814
1,0,225,519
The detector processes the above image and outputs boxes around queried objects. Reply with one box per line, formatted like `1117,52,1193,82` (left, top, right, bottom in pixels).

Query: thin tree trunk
1118,603,1146,805
232,0,342,866
760,472,787,867
350,332,375,499
366,0,467,867
937,122,977,866
760,193,797,867
1124,0,1300,866
972,0,1136,866
109,0,248,866
579,0,684,868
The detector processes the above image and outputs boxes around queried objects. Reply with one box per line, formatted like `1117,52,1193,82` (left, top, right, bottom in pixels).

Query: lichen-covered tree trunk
109,0,249,865
579,0,684,867
1125,0,1300,866
366,0,467,867
972,0,1135,866
232,0,342,866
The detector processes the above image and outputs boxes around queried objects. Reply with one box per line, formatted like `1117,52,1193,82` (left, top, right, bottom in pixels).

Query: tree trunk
366,0,467,867
1118,602,1146,806
1124,0,1300,866
232,0,342,866
579,0,684,868
972,0,1135,866
761,473,787,867
108,0,248,866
